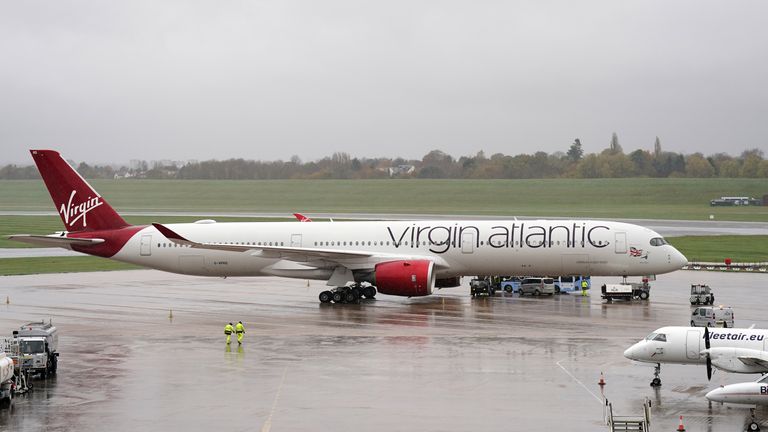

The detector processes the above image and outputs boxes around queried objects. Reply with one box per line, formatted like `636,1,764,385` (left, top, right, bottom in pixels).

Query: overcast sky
1,1,767,165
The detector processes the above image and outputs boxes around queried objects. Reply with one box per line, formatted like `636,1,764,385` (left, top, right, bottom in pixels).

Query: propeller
704,326,713,380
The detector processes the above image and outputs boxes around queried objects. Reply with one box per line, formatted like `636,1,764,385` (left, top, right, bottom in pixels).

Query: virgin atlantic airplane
10,150,687,303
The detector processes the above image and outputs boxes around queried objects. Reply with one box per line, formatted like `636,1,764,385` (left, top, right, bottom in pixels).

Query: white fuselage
706,378,768,405
625,326,768,367
112,219,685,279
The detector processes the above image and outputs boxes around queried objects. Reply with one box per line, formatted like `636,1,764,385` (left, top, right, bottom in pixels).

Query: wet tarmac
0,270,767,431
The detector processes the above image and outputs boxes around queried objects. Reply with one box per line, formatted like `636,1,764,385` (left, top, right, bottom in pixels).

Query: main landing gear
319,284,377,304
650,363,662,387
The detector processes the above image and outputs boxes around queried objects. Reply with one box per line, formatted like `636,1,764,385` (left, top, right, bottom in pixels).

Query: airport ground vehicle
601,282,651,301
13,322,59,377
519,277,555,296
500,277,522,293
691,306,734,328
690,284,715,305
469,278,496,297
552,276,590,294
0,353,13,407
709,196,760,206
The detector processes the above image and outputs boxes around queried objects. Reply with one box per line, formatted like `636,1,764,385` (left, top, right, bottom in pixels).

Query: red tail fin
30,150,128,232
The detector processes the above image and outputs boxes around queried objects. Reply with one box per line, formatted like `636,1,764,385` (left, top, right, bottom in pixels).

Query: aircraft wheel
350,287,362,300
363,286,376,299
332,292,344,303
650,377,661,387
748,421,760,431
344,291,356,303
319,291,333,303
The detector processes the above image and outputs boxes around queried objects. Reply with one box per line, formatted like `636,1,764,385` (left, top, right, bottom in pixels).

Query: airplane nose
705,386,726,403
624,343,641,360
669,247,688,269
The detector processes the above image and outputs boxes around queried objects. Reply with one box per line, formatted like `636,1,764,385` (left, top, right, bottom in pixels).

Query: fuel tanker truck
0,352,14,407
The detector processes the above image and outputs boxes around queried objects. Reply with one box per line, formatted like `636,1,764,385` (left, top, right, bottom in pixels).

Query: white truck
0,352,14,407
13,322,59,378
601,282,651,302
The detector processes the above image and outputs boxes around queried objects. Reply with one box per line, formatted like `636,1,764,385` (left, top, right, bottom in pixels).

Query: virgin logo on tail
59,190,103,229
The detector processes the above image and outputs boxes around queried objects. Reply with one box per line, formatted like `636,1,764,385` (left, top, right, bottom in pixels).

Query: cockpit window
759,375,768,384
645,332,657,341
652,333,667,342
650,237,667,246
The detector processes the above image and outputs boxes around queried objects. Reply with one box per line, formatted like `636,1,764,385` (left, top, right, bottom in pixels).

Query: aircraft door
461,232,474,254
614,232,627,254
140,235,152,256
291,234,302,248
686,330,700,360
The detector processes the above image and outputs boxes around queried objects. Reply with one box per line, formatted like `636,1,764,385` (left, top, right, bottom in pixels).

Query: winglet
152,223,190,242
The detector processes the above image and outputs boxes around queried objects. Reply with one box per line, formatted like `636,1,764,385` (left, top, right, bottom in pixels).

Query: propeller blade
704,326,711,350
707,356,713,380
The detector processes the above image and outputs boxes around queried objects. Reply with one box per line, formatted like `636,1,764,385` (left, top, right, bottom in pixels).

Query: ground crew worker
224,322,234,344
235,321,245,345
581,279,589,296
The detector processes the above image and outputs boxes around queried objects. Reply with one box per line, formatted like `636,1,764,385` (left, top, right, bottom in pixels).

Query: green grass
667,235,768,263
0,256,141,276
1,178,766,221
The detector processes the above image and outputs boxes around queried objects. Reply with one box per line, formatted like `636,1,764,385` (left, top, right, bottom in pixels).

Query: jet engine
708,347,768,374
373,260,435,297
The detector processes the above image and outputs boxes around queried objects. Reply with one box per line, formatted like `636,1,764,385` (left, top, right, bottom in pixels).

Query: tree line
1,135,766,179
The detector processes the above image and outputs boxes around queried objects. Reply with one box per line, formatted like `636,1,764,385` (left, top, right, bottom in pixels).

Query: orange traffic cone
676,415,686,431
598,372,606,386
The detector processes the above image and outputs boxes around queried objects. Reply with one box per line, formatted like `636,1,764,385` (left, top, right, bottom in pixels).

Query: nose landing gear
650,363,662,387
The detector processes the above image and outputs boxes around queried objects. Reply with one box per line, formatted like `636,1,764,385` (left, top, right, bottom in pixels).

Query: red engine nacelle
374,260,435,297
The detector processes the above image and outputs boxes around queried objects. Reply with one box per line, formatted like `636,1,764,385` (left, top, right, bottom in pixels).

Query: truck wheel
639,291,649,300
691,321,695,327
504,286,513,293
534,289,541,296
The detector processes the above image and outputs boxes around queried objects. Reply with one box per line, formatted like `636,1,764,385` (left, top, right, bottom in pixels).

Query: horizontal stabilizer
8,234,105,248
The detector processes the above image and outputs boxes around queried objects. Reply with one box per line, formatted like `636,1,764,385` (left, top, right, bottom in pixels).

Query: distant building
387,165,415,177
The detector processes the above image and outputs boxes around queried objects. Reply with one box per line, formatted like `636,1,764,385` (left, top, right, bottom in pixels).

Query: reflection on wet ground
0,270,766,431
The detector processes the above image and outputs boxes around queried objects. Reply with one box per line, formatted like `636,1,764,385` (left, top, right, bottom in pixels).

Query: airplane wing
7,234,105,248
738,356,768,370
152,223,449,270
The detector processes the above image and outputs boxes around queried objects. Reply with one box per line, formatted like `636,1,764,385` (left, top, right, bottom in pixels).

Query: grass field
1,178,767,221
0,256,141,276
1,178,765,275
666,235,768,263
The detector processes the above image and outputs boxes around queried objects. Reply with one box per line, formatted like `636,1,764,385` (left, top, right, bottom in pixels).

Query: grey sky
1,1,767,165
